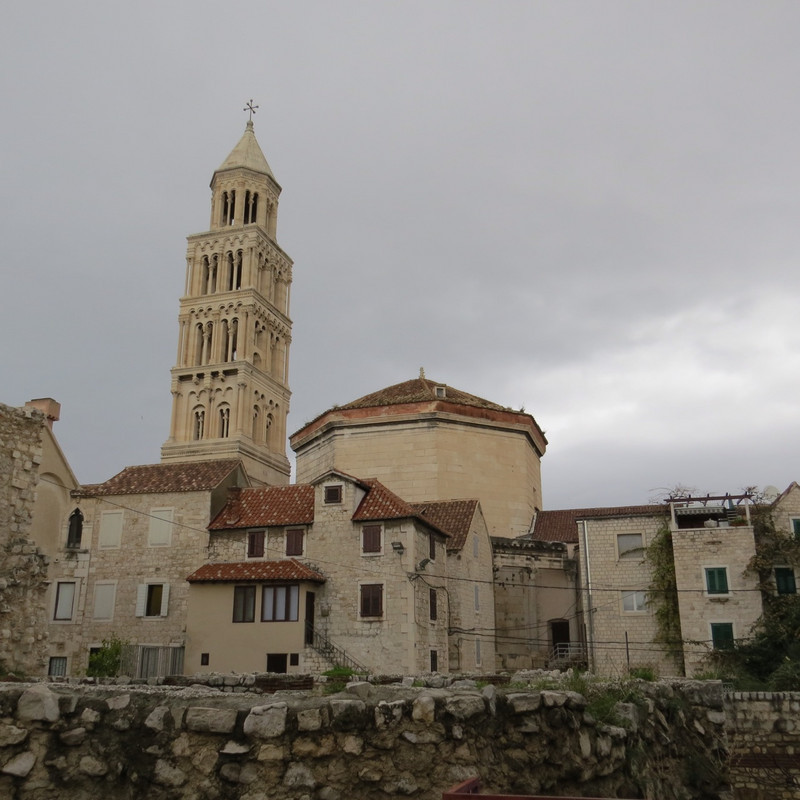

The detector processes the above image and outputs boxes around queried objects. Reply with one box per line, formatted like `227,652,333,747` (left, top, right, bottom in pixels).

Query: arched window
210,255,218,293
235,250,243,289
265,412,274,446
226,252,235,291
67,509,83,549
193,408,205,440
219,406,230,438
252,406,260,441
230,319,238,361
194,323,204,366
221,190,236,225
201,256,210,295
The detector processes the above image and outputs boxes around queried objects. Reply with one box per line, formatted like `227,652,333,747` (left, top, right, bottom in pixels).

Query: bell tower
161,109,292,485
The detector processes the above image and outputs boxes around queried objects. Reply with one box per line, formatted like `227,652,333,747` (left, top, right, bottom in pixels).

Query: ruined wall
725,691,800,799
0,404,50,676
0,679,730,800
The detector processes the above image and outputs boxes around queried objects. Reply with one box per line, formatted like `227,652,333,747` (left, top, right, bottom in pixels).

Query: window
200,653,210,666
362,525,382,554
475,639,482,666
92,582,116,620
430,650,438,672
435,386,446,398
262,585,300,621
148,508,173,547
247,530,265,558
429,588,437,621
776,567,797,595
54,582,76,620
289,653,299,666
233,586,256,623
622,590,647,612
617,533,643,559
67,509,83,549
429,533,436,561
324,485,342,504
473,534,479,558
710,622,734,650
474,585,480,612
99,511,123,549
135,583,170,618
286,529,304,557
360,584,383,618
219,406,230,438
48,657,67,677
705,567,729,595
792,518,800,540
266,653,288,673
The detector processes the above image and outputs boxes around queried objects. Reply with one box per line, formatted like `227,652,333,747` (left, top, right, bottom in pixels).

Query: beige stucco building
291,374,547,538
161,120,293,486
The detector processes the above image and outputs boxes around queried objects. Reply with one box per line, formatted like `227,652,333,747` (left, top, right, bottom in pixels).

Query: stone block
186,706,238,734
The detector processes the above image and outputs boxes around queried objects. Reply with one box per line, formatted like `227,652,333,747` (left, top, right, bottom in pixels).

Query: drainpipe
581,520,595,672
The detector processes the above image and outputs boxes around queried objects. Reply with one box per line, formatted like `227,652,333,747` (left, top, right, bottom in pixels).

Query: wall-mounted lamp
391,541,405,554
416,558,432,571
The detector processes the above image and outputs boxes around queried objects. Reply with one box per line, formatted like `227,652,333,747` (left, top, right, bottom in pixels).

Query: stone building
291,373,547,538
60,460,247,677
160,119,293,486
184,471,452,675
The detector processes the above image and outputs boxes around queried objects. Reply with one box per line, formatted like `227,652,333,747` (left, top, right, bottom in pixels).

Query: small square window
617,533,643,559
145,584,164,617
48,656,67,677
289,653,299,666
362,525,382,554
200,653,210,666
54,582,76,621
711,622,734,650
435,386,446,399
705,567,729,595
776,567,797,595
286,529,304,557
324,485,343,504
622,590,647,612
248,531,265,558
148,508,173,547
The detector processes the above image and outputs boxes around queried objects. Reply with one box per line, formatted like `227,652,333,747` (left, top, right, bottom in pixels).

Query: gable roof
187,558,325,583
209,485,314,530
530,505,666,544
412,499,478,551
341,376,508,413
78,460,242,497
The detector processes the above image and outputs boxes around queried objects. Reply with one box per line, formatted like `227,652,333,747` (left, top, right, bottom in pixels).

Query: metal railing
305,624,369,675
548,642,587,666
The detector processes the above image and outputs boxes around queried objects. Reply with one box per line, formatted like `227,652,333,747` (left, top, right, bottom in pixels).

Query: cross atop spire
243,99,259,121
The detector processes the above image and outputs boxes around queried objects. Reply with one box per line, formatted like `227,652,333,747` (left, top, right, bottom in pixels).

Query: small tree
87,636,126,678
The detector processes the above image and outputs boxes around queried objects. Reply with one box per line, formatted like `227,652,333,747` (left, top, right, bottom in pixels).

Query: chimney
25,398,61,430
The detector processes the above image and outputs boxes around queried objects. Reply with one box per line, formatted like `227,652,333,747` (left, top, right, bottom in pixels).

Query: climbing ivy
646,521,685,675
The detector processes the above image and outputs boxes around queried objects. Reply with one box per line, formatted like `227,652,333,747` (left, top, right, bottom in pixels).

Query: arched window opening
201,256,210,295
225,252,235,291
253,352,261,368
230,319,238,361
203,322,213,365
221,320,230,363
193,408,205,440
210,255,218,293
250,193,258,223
221,192,229,226
194,323,204,366
244,191,258,224
235,251,243,289
219,407,230,438
265,412,274,446
67,509,83,549
221,190,236,225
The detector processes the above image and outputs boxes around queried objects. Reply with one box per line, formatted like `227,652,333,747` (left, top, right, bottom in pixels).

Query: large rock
17,684,59,723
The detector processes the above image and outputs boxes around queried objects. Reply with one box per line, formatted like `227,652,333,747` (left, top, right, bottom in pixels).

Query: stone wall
725,691,800,799
0,403,50,676
0,678,730,800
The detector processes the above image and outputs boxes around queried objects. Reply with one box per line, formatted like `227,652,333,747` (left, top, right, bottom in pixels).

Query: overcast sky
2,2,798,510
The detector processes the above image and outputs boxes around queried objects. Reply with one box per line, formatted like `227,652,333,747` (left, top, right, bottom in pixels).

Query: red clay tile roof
341,377,509,412
209,485,314,530
412,500,478,551
530,505,666,544
187,559,325,583
353,479,450,538
78,460,242,497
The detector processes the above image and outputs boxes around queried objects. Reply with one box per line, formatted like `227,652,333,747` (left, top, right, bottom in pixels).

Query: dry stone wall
0,678,731,800
0,404,50,676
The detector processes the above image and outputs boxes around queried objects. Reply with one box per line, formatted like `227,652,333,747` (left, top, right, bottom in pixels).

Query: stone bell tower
161,110,292,485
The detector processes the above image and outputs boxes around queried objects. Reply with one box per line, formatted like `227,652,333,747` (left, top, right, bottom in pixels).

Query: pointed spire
215,121,274,178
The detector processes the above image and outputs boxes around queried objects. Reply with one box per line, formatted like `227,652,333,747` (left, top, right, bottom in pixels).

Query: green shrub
629,666,657,681
87,636,126,678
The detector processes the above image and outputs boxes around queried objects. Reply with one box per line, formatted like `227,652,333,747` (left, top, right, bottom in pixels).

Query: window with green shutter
705,567,729,595
775,567,797,595
710,622,734,650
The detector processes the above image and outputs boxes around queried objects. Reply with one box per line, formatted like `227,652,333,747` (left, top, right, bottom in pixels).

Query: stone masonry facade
0,403,50,676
